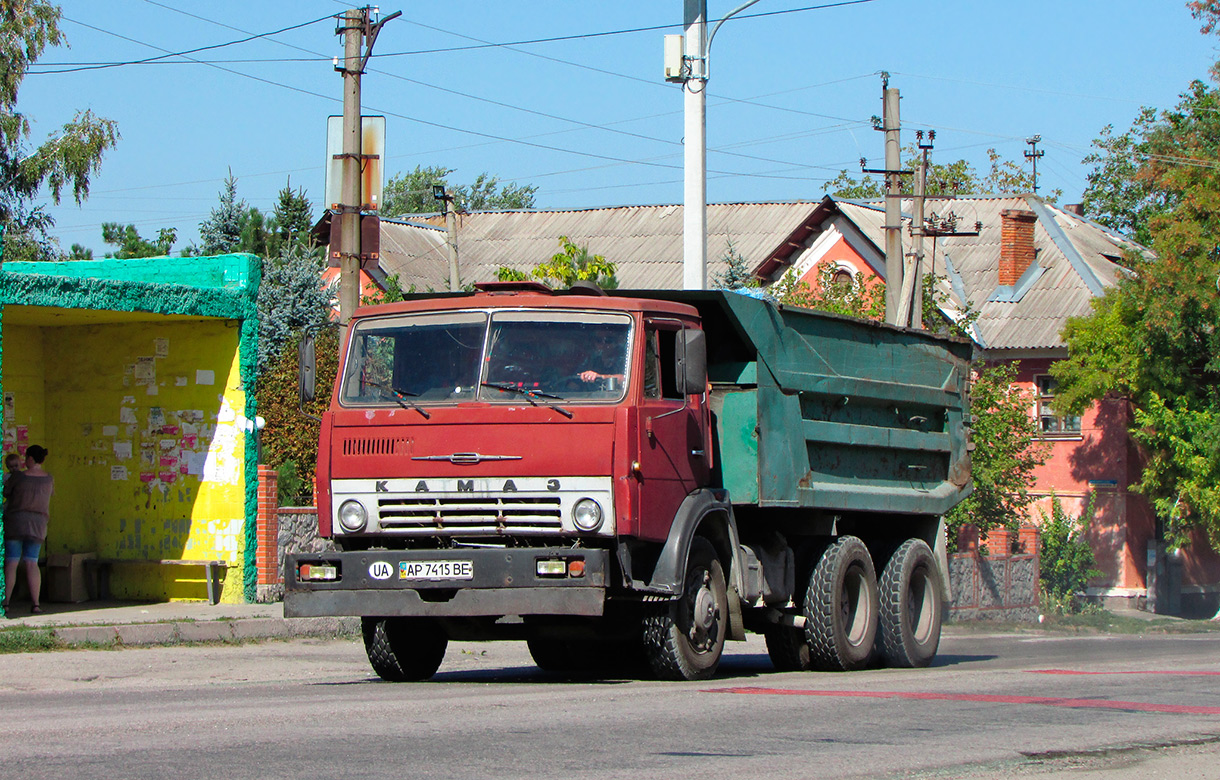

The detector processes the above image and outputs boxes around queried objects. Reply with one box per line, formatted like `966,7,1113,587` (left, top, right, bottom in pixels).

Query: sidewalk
0,599,358,647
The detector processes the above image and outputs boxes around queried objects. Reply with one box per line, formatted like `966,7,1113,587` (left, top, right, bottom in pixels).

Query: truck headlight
338,500,368,533
572,498,604,532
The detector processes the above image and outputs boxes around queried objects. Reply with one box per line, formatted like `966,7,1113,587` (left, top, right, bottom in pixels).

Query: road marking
1031,669,1220,676
706,687,1220,715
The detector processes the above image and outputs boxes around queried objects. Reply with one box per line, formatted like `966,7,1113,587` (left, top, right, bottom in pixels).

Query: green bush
1039,492,1103,614
255,327,339,506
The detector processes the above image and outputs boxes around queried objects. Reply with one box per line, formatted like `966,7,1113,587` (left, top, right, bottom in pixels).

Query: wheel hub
694,585,717,632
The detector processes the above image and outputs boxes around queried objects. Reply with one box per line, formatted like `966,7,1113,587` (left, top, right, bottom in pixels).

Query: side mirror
299,334,317,404
675,328,706,395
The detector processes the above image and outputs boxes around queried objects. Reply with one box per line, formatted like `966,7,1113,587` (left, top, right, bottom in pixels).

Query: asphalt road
2,629,1219,779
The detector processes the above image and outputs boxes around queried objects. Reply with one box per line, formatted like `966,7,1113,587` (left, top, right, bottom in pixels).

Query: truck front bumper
284,547,609,618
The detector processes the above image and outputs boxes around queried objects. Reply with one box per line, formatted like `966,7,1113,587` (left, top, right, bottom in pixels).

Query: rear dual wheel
877,538,943,668
805,535,879,671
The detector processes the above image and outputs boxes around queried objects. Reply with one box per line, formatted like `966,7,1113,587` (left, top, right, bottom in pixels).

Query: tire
527,638,585,673
765,624,812,672
362,616,448,682
805,535,879,671
877,538,943,668
643,537,729,681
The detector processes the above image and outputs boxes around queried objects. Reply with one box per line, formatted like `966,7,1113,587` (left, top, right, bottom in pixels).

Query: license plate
400,560,474,580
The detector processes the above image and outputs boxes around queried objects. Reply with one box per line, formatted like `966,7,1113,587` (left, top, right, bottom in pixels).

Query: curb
47,616,359,647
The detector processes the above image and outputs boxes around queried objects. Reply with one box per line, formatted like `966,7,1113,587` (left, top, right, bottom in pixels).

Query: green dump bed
673,290,973,517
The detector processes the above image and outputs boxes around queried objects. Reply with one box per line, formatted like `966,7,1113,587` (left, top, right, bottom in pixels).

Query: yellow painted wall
2,324,48,457
4,319,250,602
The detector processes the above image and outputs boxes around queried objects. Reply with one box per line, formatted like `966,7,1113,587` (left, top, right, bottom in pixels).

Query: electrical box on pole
664,35,685,81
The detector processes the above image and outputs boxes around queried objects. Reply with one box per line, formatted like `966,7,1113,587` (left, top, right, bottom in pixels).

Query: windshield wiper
481,382,573,419
363,380,431,419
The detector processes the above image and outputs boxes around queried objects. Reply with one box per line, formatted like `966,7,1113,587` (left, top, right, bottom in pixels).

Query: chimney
999,209,1037,287
1065,203,1084,217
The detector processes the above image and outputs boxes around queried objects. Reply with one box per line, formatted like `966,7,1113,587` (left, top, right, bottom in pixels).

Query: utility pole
667,0,761,290
903,129,934,329
1025,134,1044,194
433,184,460,291
337,8,363,327
334,6,400,327
682,0,707,291
881,79,904,324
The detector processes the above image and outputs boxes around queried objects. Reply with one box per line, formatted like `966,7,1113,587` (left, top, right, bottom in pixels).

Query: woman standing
3,445,53,614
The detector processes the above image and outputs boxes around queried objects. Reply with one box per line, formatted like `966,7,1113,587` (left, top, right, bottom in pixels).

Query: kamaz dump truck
286,283,973,681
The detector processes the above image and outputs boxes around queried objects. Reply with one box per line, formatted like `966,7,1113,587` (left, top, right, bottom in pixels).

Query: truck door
635,321,708,542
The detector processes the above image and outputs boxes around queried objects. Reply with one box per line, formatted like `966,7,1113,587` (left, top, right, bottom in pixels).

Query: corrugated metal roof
366,195,1144,351
373,203,819,292
830,196,1139,350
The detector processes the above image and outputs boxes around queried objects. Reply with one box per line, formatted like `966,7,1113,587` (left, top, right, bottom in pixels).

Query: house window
830,268,854,289
1035,375,1081,435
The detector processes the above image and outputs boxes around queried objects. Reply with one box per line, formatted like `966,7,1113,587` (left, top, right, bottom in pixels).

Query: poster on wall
3,393,12,421
134,356,155,386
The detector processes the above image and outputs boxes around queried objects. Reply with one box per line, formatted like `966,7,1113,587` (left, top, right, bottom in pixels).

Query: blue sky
20,0,1220,256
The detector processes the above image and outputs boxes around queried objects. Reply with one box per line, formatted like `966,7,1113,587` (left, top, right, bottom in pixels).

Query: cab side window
644,325,683,401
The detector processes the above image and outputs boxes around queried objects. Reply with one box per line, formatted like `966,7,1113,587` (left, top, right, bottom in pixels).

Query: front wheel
877,538,943,668
805,536,879,671
643,537,728,681
362,617,448,682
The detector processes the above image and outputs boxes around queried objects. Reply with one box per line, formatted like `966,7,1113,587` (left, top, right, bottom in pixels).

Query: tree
1054,10,1220,549
534,236,617,289
496,236,618,289
238,206,268,257
1079,114,1166,246
944,363,1050,544
458,172,536,212
270,179,314,255
67,243,92,261
381,165,536,217
255,242,334,376
1039,493,1103,614
0,1,119,261
771,261,886,320
824,146,1061,201
199,172,246,254
100,223,176,258
712,240,758,290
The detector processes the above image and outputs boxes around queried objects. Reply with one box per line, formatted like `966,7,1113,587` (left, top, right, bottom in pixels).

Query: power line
34,13,335,74
374,0,878,57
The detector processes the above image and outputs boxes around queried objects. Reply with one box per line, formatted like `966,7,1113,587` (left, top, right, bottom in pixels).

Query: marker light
537,559,567,577
300,563,338,582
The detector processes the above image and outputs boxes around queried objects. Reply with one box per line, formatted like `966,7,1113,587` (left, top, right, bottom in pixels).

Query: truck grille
376,495,564,536
342,436,409,456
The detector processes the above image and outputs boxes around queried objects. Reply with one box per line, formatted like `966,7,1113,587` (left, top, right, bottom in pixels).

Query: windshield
340,309,632,406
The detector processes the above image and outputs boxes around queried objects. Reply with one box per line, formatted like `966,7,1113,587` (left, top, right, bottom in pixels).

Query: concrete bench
87,559,228,605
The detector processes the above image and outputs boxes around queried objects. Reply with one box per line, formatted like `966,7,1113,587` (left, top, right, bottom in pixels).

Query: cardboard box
45,552,96,603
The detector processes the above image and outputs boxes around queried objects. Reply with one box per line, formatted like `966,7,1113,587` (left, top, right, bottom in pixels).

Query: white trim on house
782,215,885,286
